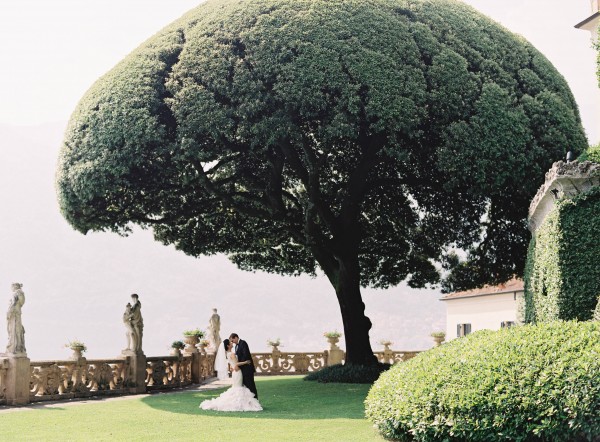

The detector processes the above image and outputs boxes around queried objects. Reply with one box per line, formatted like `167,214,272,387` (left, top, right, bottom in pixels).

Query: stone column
5,355,30,406
122,350,147,394
191,352,202,383
327,349,344,366
325,337,344,366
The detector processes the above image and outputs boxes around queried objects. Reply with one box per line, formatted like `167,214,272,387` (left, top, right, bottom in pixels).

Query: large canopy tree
57,0,587,365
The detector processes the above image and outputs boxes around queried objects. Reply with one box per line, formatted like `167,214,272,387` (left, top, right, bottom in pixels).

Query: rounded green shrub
366,322,600,441
305,363,391,384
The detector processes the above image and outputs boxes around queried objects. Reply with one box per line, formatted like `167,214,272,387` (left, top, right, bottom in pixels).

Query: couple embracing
200,333,262,412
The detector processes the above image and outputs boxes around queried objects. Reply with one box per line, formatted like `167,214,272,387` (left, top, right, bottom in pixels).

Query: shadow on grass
141,376,371,420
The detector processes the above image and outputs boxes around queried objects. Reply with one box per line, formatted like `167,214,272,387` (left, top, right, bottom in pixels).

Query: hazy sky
0,1,598,360
0,0,598,142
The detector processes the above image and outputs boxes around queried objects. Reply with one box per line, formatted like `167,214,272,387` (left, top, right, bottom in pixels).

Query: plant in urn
183,328,204,354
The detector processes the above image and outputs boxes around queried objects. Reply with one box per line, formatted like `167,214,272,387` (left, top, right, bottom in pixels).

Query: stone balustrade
146,356,193,390
252,351,328,375
0,358,8,405
29,358,131,403
0,347,421,407
374,351,419,365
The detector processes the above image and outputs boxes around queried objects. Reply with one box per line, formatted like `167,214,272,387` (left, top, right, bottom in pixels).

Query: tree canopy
57,0,587,362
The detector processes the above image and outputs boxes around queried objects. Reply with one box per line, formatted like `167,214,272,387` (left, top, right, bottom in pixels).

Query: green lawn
0,376,384,441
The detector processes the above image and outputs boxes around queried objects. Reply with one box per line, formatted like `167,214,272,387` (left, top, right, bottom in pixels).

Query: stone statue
123,302,134,351
207,308,221,352
123,294,143,353
6,283,26,355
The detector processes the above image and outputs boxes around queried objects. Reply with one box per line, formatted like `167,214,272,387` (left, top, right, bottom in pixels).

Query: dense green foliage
579,143,600,163
524,186,600,322
304,362,391,383
365,322,600,441
58,0,585,289
56,0,586,361
0,377,383,441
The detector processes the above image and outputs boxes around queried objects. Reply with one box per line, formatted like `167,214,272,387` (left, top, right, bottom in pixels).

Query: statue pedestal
5,354,30,406
192,352,202,384
121,350,146,393
327,348,344,366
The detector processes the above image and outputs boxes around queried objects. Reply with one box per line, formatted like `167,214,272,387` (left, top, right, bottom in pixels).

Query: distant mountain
0,123,445,360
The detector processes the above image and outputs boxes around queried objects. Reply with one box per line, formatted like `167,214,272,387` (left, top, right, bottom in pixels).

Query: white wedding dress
200,351,262,412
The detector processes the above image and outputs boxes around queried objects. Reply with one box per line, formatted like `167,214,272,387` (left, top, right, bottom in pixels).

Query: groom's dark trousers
236,339,258,399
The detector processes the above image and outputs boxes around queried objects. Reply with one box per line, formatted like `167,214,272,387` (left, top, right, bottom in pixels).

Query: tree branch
190,159,272,219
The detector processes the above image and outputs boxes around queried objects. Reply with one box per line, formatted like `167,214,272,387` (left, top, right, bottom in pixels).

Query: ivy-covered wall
525,186,600,322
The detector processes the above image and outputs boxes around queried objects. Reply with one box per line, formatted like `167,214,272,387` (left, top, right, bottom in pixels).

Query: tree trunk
325,252,378,366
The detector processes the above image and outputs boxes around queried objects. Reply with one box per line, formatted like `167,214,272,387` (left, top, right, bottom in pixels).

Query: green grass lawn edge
0,376,383,441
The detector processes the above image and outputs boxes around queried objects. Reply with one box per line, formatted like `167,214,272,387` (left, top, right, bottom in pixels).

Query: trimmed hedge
304,363,391,384
524,186,600,322
366,322,600,441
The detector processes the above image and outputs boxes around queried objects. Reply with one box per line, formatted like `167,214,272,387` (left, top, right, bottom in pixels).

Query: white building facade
575,0,600,42
441,278,524,340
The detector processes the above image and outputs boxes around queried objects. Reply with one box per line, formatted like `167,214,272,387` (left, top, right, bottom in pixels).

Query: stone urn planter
324,332,342,350
378,340,394,364
183,329,204,354
70,346,85,360
65,341,87,360
431,332,446,347
183,335,200,354
379,340,393,352
323,332,344,366
267,339,282,354
170,340,185,357
327,337,339,349
326,336,340,350
198,340,209,355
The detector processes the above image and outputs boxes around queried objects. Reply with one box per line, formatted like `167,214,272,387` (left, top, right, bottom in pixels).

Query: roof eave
575,12,600,29
440,289,525,301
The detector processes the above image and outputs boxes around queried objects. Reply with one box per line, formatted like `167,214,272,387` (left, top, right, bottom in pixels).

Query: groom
229,333,258,399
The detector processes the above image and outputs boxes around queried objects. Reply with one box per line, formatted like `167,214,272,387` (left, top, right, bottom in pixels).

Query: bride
200,339,263,412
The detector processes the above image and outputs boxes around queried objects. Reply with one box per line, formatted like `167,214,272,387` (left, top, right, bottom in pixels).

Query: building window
501,321,515,328
457,323,471,337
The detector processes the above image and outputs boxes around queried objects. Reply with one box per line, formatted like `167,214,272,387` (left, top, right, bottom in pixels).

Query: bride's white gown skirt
199,370,262,412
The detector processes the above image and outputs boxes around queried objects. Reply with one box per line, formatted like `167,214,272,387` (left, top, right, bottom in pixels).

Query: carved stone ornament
528,160,600,233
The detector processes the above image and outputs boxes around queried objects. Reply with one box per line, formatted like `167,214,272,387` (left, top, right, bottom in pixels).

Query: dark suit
235,339,258,399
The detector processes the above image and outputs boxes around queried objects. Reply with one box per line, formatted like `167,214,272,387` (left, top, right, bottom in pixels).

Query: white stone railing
250,349,421,375
252,351,327,375
0,358,8,405
145,355,193,390
374,350,420,365
29,358,130,403
199,352,216,380
2,347,423,406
